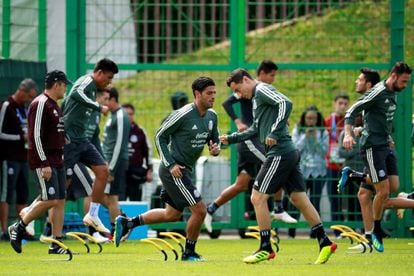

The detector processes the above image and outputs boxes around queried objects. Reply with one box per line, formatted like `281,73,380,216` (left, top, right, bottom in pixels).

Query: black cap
45,70,72,86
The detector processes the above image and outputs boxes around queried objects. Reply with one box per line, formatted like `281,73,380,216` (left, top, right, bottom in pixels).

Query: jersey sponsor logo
195,132,209,139
192,124,198,130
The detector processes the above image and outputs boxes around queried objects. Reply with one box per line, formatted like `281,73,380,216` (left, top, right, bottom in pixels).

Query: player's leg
357,184,374,241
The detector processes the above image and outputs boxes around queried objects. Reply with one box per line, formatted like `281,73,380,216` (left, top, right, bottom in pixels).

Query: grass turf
1,236,413,275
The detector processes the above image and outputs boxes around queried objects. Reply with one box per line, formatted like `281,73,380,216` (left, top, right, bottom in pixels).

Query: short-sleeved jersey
27,93,65,169
62,75,102,142
0,96,28,161
228,82,295,156
155,103,220,172
345,81,396,149
102,107,130,173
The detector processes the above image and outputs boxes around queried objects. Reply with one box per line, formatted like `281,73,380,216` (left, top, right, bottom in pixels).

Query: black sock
407,192,414,200
18,220,27,232
207,202,219,215
274,200,283,213
364,232,372,243
311,223,331,249
185,239,197,253
110,223,115,236
131,215,144,228
373,220,383,242
259,229,273,252
44,222,52,236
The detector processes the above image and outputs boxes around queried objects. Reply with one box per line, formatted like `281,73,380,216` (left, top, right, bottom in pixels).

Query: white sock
89,202,101,217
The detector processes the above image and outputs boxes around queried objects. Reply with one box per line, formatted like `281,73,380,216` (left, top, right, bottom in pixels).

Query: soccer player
0,78,37,240
114,77,220,261
204,60,295,233
341,62,412,252
62,58,118,234
102,87,130,237
220,69,336,264
8,70,70,254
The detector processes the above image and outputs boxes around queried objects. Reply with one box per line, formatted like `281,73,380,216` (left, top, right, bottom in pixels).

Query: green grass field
1,236,413,275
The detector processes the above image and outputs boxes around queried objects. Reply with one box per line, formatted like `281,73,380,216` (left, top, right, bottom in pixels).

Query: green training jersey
156,103,220,172
227,82,296,156
102,107,130,174
62,75,102,142
344,81,397,149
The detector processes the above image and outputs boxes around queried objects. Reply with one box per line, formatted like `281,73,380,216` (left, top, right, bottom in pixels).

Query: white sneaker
92,232,110,244
83,213,110,234
271,211,297,223
204,213,213,233
39,234,52,243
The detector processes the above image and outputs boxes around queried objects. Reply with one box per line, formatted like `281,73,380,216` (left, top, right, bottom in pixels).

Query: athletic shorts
237,137,266,178
64,141,106,178
0,160,29,204
104,159,128,196
66,163,93,201
158,163,202,212
254,149,306,195
361,146,398,184
33,167,66,200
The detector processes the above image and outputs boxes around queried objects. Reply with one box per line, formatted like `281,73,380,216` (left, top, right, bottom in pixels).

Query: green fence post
38,0,47,61
2,0,11,58
390,0,411,237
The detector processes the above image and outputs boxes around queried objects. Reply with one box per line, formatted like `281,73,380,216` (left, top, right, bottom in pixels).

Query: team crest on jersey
48,187,56,195
193,189,200,198
53,109,59,117
208,120,213,131
130,134,138,143
379,170,386,178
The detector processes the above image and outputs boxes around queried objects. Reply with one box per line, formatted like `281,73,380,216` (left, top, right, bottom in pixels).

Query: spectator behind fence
288,105,328,238
324,93,349,237
0,78,38,241
121,103,153,201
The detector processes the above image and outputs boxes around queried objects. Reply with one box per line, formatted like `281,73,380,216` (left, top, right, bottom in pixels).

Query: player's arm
222,94,248,131
0,103,22,141
265,92,292,145
30,101,50,168
224,121,258,145
155,110,182,169
70,80,102,112
208,113,221,156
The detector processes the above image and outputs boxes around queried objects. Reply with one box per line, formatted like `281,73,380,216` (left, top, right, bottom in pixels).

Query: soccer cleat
83,213,110,234
243,250,275,264
337,166,351,193
114,216,131,247
314,243,337,264
49,243,70,255
181,251,205,261
204,213,213,233
92,232,111,243
371,233,384,252
8,223,24,254
271,211,297,223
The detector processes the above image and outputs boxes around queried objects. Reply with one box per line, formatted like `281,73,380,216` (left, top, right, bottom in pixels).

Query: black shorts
34,167,66,200
237,137,265,178
0,160,29,204
158,163,202,212
105,159,128,195
254,150,306,195
66,163,93,201
64,141,106,178
361,147,398,184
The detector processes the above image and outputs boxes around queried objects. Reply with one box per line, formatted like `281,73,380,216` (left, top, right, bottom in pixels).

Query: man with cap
8,70,72,255
0,78,38,240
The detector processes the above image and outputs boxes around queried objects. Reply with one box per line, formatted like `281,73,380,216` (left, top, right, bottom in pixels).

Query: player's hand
209,140,220,156
41,166,52,181
219,135,229,145
343,134,355,150
265,136,277,146
101,105,109,115
146,170,153,182
170,164,185,178
234,119,248,132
